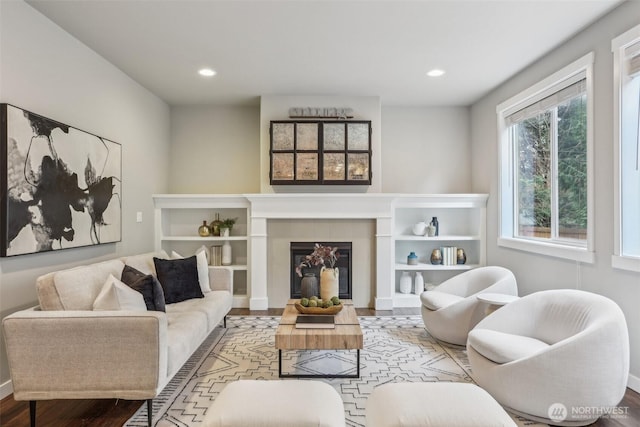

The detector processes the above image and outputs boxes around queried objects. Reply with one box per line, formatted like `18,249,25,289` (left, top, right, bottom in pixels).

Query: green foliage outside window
514,94,587,240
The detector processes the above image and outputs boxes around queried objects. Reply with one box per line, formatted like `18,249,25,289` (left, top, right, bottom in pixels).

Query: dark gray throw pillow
121,264,166,312
153,256,204,304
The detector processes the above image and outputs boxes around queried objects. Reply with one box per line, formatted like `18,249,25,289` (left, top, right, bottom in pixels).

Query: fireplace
290,242,352,299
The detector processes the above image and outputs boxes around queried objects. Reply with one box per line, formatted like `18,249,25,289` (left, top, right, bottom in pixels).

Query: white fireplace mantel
245,193,397,219
245,193,398,310
153,193,488,311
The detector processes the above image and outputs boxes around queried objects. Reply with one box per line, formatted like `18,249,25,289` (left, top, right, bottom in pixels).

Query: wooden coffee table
275,299,363,378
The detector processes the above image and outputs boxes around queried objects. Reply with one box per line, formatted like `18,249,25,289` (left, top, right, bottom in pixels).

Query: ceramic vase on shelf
399,271,412,294
430,217,439,236
414,272,424,294
407,251,418,265
222,241,232,265
457,248,467,265
198,220,211,237
430,248,442,265
320,267,339,301
210,213,222,236
412,221,427,236
221,227,230,237
300,273,319,299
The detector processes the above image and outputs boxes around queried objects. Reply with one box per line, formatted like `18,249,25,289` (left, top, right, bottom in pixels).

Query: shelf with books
392,195,487,296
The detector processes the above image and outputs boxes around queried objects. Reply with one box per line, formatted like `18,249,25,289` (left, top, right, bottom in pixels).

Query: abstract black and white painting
1,104,121,257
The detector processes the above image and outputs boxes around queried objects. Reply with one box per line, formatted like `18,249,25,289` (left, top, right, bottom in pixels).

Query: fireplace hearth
290,242,352,300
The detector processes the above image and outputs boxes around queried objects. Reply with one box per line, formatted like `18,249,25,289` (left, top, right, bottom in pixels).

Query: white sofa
2,251,233,427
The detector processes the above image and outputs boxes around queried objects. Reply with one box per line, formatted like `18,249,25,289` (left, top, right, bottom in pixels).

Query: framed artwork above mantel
269,120,372,185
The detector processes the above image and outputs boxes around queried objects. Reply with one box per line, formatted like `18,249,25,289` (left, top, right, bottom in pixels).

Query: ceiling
26,0,622,107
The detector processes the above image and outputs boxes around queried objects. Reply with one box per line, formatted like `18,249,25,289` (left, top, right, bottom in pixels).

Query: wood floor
1,308,638,427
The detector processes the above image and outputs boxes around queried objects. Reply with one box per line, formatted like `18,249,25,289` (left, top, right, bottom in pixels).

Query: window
612,25,640,272
497,53,594,262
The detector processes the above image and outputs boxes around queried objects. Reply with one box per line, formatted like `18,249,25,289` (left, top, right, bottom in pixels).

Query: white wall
381,107,471,193
172,101,473,195
169,106,260,193
0,1,171,393
470,0,640,389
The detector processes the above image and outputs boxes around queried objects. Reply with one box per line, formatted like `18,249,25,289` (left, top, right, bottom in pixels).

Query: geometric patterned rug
125,316,546,427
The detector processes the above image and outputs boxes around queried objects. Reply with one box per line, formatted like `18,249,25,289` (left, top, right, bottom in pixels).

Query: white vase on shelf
399,271,412,294
222,241,232,265
412,221,427,236
414,272,424,294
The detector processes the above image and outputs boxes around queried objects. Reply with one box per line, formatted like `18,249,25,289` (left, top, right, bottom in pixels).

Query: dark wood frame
270,120,372,185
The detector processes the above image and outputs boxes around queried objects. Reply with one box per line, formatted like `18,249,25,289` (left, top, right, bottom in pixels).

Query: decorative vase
399,271,412,294
210,213,222,236
320,267,339,301
430,248,442,265
221,227,230,237
222,241,232,265
198,220,211,237
414,272,424,294
407,251,418,265
300,273,319,299
412,221,427,236
430,217,439,236
426,223,436,237
457,248,467,265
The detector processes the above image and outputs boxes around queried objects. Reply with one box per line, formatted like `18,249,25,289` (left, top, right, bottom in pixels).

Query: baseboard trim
0,379,13,400
628,373,640,393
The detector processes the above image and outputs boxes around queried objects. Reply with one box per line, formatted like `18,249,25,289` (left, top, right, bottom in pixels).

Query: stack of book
295,315,335,329
210,245,223,266
440,246,458,266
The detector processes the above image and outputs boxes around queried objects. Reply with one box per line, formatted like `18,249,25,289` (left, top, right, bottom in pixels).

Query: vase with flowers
295,243,340,301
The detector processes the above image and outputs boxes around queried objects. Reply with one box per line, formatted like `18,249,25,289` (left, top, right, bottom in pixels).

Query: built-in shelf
392,195,487,296
210,265,247,271
394,263,479,271
394,235,481,241
154,193,488,310
161,236,248,242
153,195,251,307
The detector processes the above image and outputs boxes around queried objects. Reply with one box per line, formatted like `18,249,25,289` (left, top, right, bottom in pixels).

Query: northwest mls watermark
548,403,629,423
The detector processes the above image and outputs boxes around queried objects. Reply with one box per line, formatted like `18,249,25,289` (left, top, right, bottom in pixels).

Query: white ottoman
203,380,345,427
366,382,517,427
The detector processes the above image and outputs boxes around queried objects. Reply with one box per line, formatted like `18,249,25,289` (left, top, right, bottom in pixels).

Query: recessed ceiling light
198,68,216,77
426,69,445,77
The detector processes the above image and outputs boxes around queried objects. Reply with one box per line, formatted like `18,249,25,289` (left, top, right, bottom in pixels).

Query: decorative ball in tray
295,296,343,315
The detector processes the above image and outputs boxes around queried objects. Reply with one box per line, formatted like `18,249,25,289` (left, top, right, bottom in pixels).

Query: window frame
612,25,640,273
497,53,595,263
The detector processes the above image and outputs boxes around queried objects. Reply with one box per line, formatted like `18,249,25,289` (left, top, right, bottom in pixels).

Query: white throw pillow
121,250,169,276
93,274,147,311
171,250,211,293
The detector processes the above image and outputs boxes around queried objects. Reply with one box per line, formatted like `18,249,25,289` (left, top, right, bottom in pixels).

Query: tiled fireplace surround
247,194,395,310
